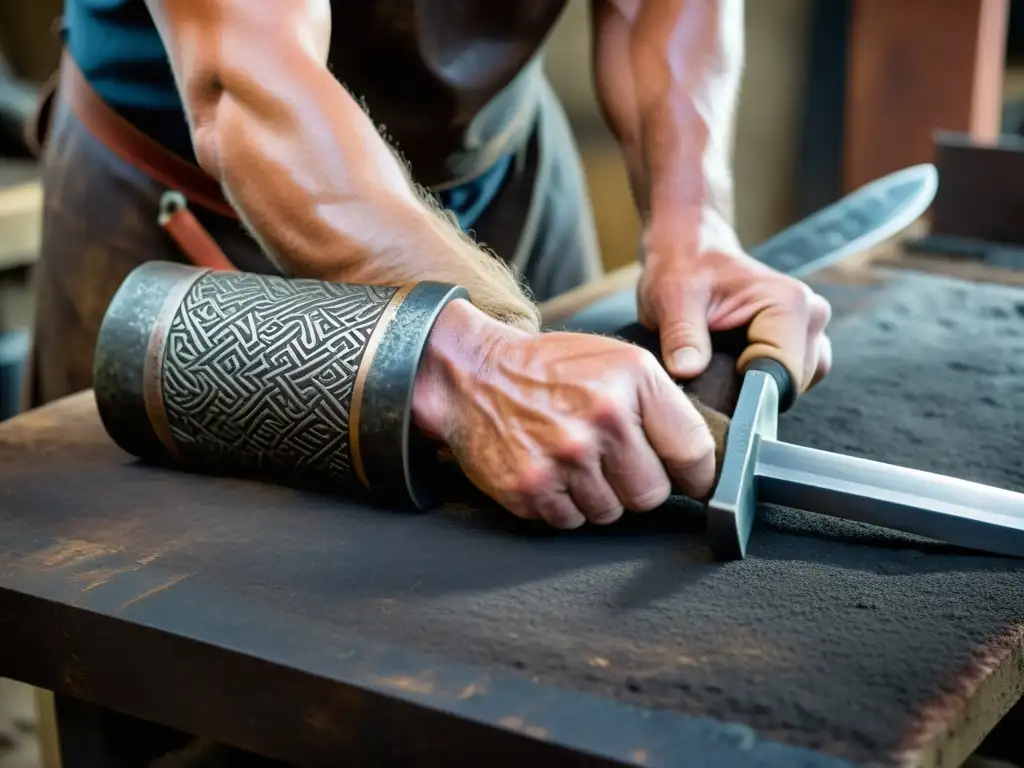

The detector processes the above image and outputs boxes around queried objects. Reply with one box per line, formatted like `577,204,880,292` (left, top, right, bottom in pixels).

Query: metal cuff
93,262,466,509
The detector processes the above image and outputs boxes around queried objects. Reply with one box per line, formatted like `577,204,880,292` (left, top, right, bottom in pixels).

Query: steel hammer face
706,369,782,560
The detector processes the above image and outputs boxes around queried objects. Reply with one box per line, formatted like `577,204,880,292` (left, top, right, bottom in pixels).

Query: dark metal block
929,131,1024,236
905,131,1024,267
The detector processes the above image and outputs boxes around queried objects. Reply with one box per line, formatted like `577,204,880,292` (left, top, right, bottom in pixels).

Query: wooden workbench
1,269,1023,768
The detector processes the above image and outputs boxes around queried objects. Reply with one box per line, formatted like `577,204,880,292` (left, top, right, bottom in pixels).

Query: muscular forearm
198,62,537,328
591,0,744,229
146,0,539,330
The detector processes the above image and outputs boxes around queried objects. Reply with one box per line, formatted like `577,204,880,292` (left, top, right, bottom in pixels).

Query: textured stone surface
317,273,1024,762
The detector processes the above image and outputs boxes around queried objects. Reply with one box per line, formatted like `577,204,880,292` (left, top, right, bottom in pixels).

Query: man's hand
638,207,833,392
591,0,834,391
413,300,717,528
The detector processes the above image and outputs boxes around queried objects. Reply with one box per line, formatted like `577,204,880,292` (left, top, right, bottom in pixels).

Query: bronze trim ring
142,267,209,464
348,282,417,490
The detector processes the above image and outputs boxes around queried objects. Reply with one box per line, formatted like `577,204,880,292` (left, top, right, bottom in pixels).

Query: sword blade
753,163,938,277
755,439,1024,558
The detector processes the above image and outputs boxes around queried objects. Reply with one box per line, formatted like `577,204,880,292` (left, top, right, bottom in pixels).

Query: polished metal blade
755,439,1024,558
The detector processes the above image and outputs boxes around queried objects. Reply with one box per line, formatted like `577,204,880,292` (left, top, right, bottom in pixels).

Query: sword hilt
683,326,797,560
613,322,797,415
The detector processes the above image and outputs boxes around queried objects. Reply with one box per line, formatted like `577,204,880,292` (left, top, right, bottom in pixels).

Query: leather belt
39,52,238,272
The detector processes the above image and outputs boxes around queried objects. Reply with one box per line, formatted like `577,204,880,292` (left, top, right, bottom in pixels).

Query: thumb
652,278,713,379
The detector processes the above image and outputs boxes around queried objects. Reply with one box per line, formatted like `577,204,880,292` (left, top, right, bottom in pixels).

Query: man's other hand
413,300,717,528
638,207,833,393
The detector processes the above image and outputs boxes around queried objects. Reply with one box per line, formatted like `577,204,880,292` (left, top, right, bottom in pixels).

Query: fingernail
671,348,702,372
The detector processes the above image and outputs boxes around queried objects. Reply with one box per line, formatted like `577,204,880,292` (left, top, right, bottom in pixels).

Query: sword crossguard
706,361,787,560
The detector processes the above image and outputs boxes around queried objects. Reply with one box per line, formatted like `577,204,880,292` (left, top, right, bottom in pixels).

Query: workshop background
1,1,1023,767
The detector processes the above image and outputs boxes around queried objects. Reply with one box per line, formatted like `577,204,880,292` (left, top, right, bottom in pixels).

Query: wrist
401,212,542,333
412,298,528,440
314,195,540,332
642,204,742,267
637,122,735,234
644,160,733,224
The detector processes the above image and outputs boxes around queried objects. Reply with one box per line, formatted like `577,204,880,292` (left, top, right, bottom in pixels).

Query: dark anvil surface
1,270,1023,767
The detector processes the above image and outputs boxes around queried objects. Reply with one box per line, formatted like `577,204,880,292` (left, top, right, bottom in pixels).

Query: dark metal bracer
93,262,466,509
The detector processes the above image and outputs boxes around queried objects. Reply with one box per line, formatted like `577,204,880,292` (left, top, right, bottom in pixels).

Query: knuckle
619,343,657,371
552,434,596,465
506,464,556,499
589,393,629,432
783,279,812,309
811,293,833,327
620,346,664,388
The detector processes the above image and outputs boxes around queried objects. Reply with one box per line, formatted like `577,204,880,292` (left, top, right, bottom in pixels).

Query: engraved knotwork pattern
161,272,397,483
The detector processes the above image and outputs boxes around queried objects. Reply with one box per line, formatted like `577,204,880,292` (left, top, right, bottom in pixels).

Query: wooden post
844,0,1010,192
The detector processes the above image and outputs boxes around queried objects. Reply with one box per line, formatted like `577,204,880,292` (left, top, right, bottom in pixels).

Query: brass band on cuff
349,282,415,491
141,266,208,465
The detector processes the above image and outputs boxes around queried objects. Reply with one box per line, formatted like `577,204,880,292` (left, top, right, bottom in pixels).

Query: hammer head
706,369,782,560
